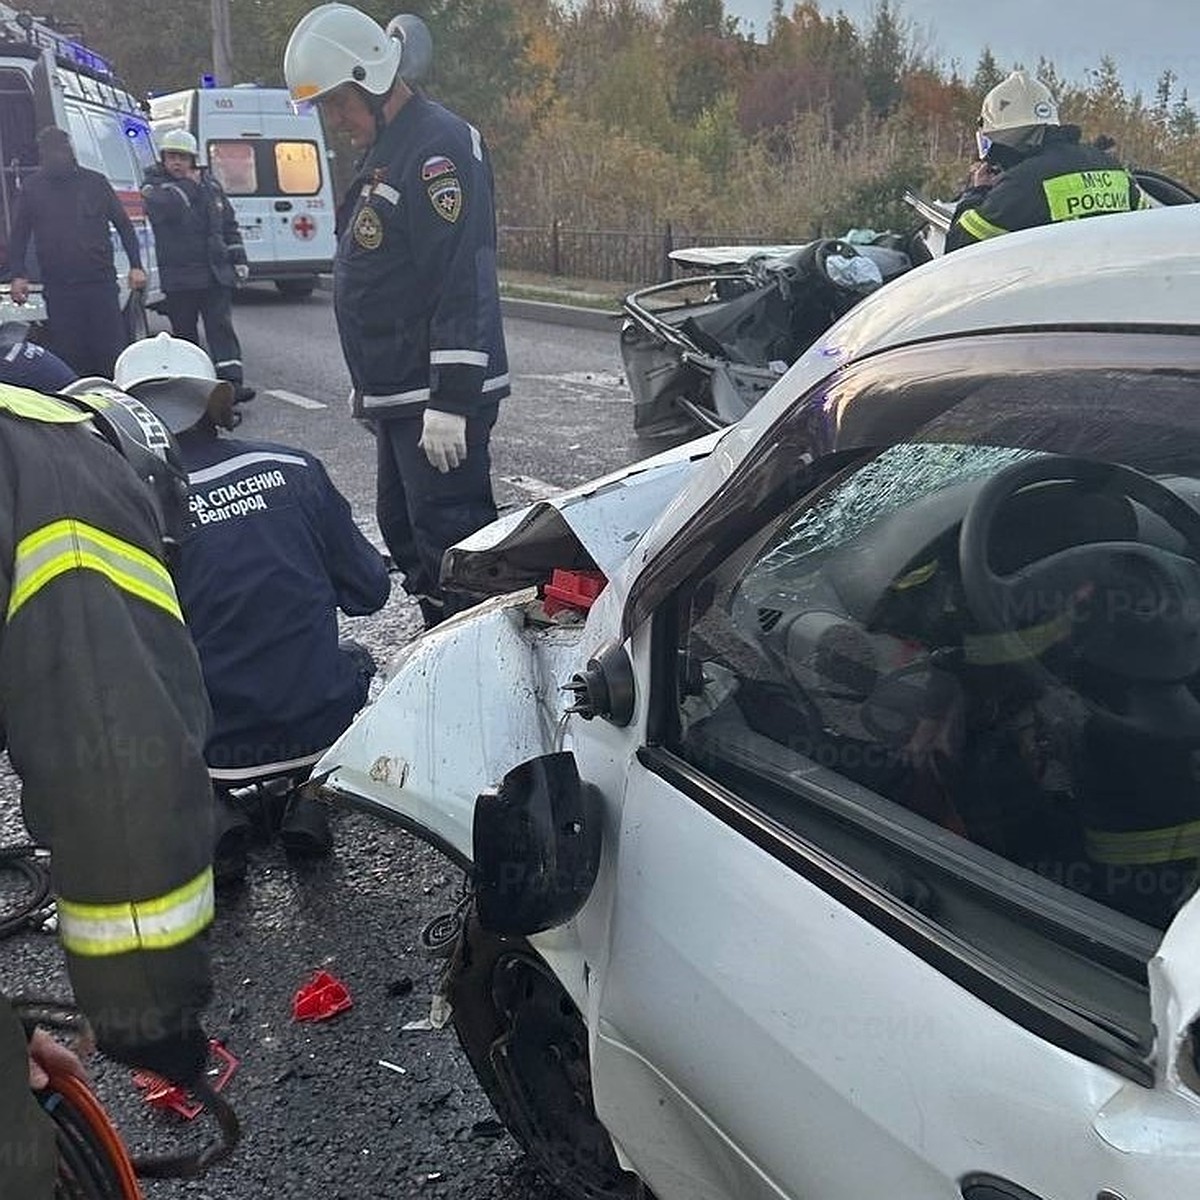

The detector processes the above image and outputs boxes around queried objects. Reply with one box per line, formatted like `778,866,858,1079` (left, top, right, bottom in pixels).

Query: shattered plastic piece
401,993,452,1031
132,1040,238,1120
292,969,353,1021
542,568,607,617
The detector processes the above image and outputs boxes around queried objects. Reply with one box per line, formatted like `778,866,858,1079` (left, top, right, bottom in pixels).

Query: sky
723,0,1197,106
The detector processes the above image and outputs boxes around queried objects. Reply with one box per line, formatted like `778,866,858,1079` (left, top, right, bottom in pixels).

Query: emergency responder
142,130,256,404
0,381,215,1197
0,324,76,392
6,126,145,376
113,333,390,879
945,70,1148,253
284,5,508,629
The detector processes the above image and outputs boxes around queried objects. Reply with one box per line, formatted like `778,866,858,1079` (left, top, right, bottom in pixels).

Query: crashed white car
319,205,1200,1200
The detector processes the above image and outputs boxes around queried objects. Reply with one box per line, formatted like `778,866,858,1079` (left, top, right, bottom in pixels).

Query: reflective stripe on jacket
0,383,214,1068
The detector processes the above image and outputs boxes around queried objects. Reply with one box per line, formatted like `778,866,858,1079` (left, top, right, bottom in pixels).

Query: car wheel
449,909,651,1200
275,277,316,299
124,292,149,342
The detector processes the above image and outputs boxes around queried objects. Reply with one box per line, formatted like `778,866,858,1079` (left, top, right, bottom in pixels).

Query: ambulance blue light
201,73,216,89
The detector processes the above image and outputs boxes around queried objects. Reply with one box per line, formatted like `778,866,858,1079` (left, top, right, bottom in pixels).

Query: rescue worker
6,126,145,376
142,129,256,404
284,5,508,629
113,333,391,880
0,381,215,1197
945,70,1148,253
0,324,76,392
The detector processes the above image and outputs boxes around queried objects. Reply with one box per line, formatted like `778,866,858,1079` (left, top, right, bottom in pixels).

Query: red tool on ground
292,969,353,1021
132,1040,239,1120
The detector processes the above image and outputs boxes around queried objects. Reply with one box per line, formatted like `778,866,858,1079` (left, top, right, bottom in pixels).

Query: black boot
212,793,252,888
279,792,333,858
233,384,256,404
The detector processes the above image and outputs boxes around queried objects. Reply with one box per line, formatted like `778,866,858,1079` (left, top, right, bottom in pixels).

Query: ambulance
149,85,336,297
0,4,161,332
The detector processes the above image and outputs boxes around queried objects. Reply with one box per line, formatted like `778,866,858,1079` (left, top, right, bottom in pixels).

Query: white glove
418,408,468,474
234,264,250,283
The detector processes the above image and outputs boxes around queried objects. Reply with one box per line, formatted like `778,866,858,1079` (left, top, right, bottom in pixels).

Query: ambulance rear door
196,87,334,290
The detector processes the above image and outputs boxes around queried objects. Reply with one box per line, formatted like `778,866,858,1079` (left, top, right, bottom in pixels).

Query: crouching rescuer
0,380,216,1196
113,334,390,883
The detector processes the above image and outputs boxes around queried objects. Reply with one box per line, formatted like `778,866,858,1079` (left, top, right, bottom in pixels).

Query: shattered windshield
673,335,1200,933
758,443,1035,576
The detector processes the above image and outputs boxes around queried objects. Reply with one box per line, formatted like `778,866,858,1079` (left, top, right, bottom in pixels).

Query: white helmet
978,70,1060,154
159,128,199,159
284,4,402,105
113,333,229,434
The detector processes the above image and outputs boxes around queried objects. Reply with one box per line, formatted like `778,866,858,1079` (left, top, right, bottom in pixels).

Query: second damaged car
317,205,1200,1200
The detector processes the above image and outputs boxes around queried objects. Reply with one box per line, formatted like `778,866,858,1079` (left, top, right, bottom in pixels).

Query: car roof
625,206,1200,603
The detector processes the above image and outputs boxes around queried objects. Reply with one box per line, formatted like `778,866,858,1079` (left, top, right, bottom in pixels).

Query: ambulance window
86,111,138,190
125,122,156,171
64,106,103,173
274,141,320,195
208,141,258,195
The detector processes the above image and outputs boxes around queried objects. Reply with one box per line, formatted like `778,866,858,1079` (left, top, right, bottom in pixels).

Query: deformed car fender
316,592,592,867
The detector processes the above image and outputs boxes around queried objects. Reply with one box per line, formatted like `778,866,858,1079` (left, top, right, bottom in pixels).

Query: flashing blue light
201,73,216,89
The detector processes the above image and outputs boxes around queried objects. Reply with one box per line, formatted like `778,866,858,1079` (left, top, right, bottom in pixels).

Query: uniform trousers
376,402,498,626
166,285,244,385
44,279,127,378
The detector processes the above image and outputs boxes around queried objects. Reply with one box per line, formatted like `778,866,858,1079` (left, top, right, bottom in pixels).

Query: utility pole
211,0,234,85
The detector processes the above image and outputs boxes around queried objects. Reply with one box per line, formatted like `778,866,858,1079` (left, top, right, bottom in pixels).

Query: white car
317,205,1200,1200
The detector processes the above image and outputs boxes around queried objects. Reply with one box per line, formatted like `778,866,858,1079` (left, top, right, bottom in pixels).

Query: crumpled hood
443,430,724,596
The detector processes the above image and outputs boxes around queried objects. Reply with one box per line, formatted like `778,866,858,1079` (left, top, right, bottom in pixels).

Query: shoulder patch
428,178,462,223
353,204,384,250
421,155,456,181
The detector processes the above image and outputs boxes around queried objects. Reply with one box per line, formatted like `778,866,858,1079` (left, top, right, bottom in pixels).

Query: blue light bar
201,73,216,89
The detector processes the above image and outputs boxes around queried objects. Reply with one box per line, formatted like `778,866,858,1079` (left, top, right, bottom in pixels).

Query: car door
582,345,1200,1200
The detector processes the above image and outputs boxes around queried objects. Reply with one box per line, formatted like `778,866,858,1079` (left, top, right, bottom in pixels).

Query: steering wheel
959,455,1200,737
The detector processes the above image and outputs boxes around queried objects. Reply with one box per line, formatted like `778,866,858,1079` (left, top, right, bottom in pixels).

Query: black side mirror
473,752,602,935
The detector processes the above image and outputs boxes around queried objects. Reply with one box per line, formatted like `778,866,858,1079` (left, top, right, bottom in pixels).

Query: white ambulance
149,86,336,297
0,4,161,333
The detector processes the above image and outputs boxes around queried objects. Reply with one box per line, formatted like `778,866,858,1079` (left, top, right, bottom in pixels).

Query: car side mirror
473,752,603,936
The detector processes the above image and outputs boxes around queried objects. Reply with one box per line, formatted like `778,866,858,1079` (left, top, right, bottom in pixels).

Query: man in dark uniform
0,381,215,1197
6,126,145,376
114,333,390,878
946,71,1149,253
0,324,76,392
142,130,256,404
285,4,508,629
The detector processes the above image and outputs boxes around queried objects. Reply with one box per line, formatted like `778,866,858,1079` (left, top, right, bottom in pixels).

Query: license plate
241,226,264,242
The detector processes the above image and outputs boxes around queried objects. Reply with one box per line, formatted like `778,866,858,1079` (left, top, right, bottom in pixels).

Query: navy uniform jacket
0,340,77,392
334,93,509,421
142,165,247,292
946,126,1147,252
173,429,390,773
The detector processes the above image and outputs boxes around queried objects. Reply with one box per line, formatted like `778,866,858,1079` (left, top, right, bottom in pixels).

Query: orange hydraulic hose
47,1070,144,1200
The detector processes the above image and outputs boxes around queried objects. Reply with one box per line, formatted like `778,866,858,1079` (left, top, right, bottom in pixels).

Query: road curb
315,274,621,332
500,296,620,332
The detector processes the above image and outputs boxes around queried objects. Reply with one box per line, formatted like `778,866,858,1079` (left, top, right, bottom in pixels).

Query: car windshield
674,344,1200,932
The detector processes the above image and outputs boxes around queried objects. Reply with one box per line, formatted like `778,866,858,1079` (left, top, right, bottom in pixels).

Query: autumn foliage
54,0,1200,242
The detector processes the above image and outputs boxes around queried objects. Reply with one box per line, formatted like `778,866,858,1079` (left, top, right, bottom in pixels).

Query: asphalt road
0,285,675,1199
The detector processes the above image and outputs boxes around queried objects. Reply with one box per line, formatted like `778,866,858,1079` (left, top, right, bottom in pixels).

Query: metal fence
497,222,773,284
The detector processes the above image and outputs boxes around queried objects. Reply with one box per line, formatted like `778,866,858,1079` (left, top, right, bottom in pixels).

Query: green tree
862,0,905,117
970,47,1003,96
